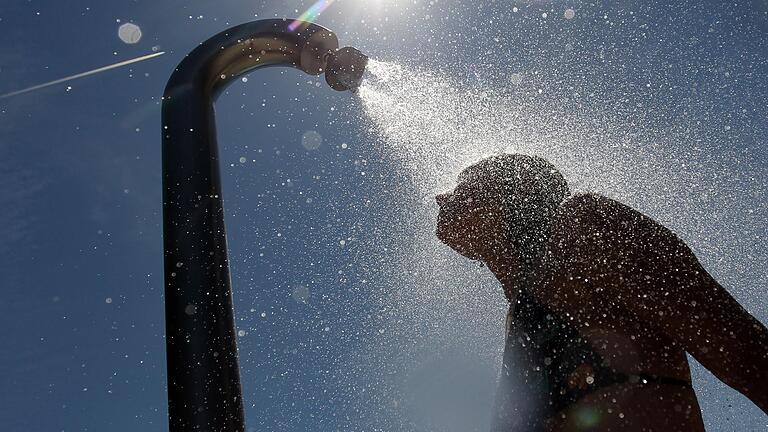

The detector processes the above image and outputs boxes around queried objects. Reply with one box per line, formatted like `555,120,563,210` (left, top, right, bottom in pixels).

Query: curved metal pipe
161,19,365,432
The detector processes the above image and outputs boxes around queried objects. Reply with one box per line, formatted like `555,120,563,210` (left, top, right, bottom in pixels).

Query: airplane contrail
0,51,166,99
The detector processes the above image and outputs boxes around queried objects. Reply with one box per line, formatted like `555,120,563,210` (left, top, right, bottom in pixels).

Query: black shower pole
161,19,366,432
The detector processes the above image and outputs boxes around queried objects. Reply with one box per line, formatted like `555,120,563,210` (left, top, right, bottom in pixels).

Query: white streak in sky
0,51,165,99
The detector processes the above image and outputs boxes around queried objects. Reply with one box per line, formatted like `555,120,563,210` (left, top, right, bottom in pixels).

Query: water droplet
118,23,142,44
292,285,310,303
301,130,322,150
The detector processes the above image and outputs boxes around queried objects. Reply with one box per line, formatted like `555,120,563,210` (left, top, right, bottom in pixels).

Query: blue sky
1,1,767,431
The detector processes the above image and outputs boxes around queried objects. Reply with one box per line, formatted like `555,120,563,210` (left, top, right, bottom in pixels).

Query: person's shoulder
552,193,631,240
557,192,637,223
556,193,669,234
550,192,690,261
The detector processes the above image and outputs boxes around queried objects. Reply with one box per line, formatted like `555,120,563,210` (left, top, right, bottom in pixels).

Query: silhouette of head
435,154,569,262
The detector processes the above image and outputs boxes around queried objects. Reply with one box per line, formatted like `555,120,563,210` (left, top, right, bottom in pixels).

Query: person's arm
554,194,768,413
646,257,768,413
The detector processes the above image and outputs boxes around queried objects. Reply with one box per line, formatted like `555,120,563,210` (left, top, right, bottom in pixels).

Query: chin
455,245,482,261
436,225,481,260
435,221,456,247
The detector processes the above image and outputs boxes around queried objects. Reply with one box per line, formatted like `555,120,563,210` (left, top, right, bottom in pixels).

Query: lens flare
288,0,337,32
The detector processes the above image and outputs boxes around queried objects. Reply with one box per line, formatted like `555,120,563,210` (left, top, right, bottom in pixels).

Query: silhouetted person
435,154,768,431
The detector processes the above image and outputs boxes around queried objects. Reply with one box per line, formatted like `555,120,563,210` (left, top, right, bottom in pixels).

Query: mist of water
338,58,767,430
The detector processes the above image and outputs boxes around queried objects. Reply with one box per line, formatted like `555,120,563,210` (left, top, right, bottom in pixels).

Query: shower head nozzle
325,47,369,92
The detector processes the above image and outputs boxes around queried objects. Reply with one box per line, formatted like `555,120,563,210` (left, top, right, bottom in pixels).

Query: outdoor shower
161,19,367,432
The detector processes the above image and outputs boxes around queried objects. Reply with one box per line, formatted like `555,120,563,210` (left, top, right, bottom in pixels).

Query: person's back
495,193,709,431
435,155,768,431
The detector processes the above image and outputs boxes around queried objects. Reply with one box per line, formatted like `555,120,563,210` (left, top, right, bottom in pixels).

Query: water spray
161,19,367,432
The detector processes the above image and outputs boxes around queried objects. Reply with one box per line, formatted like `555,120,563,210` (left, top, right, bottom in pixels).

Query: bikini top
492,288,692,432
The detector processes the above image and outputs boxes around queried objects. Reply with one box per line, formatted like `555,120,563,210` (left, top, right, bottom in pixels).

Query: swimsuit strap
560,369,693,412
598,370,693,389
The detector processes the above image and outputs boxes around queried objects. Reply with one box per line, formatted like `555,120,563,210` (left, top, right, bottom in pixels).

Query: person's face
435,177,507,260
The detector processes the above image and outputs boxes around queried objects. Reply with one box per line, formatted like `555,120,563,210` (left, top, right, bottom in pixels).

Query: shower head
325,47,369,92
